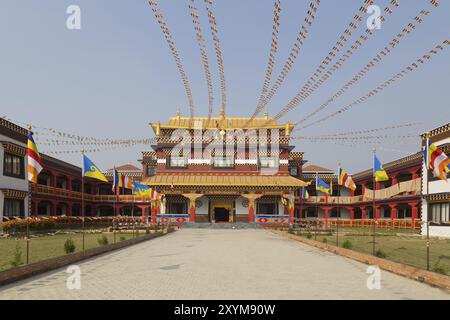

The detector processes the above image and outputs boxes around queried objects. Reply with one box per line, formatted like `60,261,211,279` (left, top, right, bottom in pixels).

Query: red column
323,207,329,224
348,207,355,220
389,204,397,220
66,202,73,217
361,182,367,196
31,202,38,216
248,200,255,224
140,206,147,223
151,203,156,223
409,202,419,224
189,201,196,223
376,182,382,190
361,207,367,220
391,175,398,186
375,206,381,221
50,201,57,216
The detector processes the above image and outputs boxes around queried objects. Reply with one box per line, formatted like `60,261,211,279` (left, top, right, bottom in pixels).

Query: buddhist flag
123,175,133,190
338,166,356,191
316,177,331,195
374,155,389,182
27,132,43,183
112,169,120,192
425,138,450,181
83,155,108,182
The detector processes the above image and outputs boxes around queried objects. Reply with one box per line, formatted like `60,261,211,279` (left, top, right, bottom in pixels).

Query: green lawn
293,228,450,275
0,230,147,272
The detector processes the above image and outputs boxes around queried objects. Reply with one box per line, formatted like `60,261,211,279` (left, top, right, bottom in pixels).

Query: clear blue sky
1,0,449,173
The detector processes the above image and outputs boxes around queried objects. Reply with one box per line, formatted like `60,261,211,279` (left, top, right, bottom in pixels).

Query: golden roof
150,113,295,134
142,174,307,188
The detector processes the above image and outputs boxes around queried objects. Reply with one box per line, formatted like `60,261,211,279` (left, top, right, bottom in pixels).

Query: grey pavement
0,228,449,300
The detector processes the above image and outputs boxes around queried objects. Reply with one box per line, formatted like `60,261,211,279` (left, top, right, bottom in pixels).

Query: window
4,199,24,217
257,203,277,215
431,203,450,224
168,202,187,215
3,153,25,179
212,157,234,168
168,156,187,168
259,157,278,169
289,166,298,176
146,165,157,176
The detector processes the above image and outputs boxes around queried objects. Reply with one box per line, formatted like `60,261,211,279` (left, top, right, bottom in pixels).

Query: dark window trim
3,152,25,179
3,198,25,217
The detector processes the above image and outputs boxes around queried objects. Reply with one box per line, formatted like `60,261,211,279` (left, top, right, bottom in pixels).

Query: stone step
181,223,262,229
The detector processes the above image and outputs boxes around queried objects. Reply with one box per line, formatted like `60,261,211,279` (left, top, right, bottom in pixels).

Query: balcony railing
303,178,421,205
32,185,151,203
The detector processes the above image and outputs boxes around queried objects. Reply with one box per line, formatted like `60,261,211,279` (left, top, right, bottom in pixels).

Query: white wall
0,137,30,222
195,196,209,215
421,136,450,238
235,196,248,216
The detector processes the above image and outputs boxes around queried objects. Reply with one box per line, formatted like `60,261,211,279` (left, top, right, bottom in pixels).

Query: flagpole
26,125,32,265
372,149,376,256
337,162,341,247
81,149,85,253
425,132,431,271
113,166,117,244
315,172,318,241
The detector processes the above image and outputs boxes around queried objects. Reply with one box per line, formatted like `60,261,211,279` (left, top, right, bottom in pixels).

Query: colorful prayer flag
338,166,356,191
27,132,43,183
425,139,450,181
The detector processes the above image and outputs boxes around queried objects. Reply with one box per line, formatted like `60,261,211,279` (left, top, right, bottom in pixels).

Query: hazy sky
1,0,449,173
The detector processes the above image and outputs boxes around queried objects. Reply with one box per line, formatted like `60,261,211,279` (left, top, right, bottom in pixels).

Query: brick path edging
0,228,176,288
271,230,450,291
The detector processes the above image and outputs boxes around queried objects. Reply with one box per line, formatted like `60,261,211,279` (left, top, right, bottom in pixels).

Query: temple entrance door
210,200,234,223
214,207,230,223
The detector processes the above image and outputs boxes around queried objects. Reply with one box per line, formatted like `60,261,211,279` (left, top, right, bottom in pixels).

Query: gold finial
219,107,225,120
176,108,181,120
264,112,269,120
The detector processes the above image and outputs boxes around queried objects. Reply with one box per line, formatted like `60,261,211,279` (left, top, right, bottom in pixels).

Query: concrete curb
271,230,450,291
0,228,176,287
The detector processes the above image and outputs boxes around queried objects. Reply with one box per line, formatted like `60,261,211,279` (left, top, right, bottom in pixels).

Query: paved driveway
0,228,449,300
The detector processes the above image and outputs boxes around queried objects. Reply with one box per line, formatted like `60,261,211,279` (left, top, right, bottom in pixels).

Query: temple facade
140,112,307,225
1,116,449,237
421,123,450,237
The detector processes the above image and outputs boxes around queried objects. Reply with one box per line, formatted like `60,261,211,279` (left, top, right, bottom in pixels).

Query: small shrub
288,228,294,234
306,233,312,239
120,236,126,241
97,235,109,246
322,238,328,244
433,265,448,276
375,249,388,259
146,229,150,234
64,238,76,254
10,243,23,268
342,240,353,249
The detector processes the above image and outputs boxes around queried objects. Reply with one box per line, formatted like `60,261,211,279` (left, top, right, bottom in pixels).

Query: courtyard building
141,112,307,224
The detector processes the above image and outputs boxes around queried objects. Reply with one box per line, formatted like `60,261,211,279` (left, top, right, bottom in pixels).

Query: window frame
258,156,279,169
3,152,25,179
167,156,188,168
3,198,25,217
212,157,235,169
